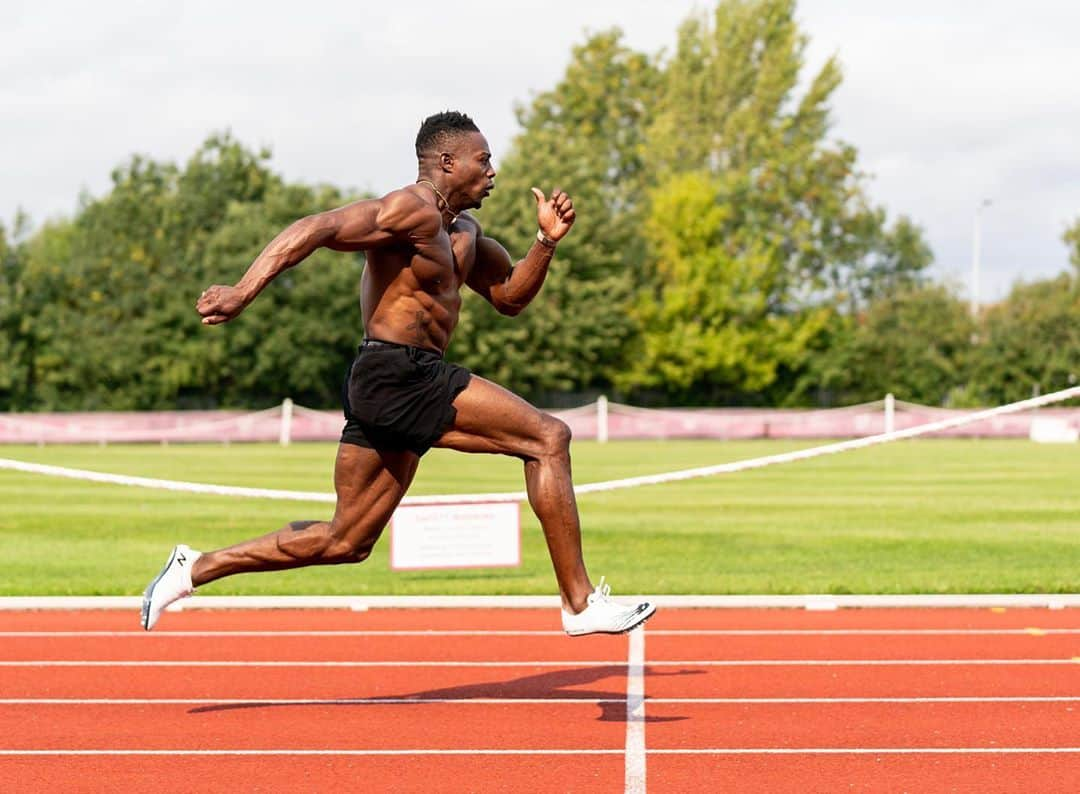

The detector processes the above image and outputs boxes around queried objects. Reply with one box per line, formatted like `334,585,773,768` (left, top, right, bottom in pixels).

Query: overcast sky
4,0,1078,301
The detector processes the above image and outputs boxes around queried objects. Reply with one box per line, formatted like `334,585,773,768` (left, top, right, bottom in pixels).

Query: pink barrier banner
2,402,1078,444
0,407,340,444
568,405,1080,441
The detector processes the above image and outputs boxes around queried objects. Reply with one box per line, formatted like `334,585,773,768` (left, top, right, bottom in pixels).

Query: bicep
467,236,514,302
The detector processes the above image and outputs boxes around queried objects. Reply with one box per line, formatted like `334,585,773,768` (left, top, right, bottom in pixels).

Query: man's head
416,111,495,210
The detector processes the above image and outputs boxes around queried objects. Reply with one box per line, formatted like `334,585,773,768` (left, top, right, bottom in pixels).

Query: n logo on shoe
177,553,186,566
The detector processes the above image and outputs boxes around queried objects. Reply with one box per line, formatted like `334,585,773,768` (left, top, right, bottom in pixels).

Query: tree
965,275,1080,405
460,30,660,400
618,0,931,401
620,169,835,398
789,284,972,406
1066,216,1080,276
0,215,33,409
13,134,365,410
198,181,364,408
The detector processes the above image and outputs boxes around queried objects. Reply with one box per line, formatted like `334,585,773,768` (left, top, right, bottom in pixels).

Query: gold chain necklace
416,180,458,224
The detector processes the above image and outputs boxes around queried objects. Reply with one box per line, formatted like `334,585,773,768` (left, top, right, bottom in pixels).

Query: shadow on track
188,665,703,722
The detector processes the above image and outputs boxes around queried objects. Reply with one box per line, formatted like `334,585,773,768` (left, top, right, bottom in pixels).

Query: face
445,131,496,209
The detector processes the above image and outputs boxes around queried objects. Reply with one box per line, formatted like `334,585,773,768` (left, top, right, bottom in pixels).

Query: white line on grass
624,628,646,794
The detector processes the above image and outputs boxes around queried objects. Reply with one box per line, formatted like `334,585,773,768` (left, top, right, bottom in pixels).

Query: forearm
234,216,331,303
497,236,558,314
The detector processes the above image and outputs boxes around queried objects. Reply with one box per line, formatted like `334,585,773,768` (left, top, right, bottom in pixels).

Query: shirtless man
141,111,654,636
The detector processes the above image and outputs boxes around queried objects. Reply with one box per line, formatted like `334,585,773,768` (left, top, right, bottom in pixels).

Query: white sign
390,501,521,570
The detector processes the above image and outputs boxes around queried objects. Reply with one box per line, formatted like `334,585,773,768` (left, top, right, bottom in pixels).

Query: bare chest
412,222,477,287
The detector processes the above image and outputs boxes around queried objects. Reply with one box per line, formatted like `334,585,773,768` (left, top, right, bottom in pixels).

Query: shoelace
588,576,612,604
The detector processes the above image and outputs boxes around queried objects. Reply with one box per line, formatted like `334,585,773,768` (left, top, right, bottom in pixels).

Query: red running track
0,607,1078,793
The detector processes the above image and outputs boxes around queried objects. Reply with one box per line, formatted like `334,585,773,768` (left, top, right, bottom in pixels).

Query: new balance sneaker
141,544,201,630
561,577,656,636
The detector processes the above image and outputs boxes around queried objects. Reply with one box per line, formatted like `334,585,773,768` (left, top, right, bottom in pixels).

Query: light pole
971,198,992,317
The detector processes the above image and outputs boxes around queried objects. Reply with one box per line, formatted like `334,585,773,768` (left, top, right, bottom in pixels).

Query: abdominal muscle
360,246,465,354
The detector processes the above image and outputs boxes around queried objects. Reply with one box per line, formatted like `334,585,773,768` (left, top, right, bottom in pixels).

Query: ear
439,152,454,173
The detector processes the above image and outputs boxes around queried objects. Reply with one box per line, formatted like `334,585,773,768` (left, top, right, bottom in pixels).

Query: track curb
0,594,1076,611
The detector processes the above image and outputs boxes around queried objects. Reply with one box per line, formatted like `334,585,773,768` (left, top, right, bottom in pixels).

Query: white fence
2,394,1078,445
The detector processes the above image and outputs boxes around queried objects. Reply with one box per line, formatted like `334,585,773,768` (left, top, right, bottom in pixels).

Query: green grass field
2,439,1078,596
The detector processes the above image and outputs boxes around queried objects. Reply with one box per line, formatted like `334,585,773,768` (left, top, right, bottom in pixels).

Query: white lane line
0,659,1076,668
3,628,1079,637
0,749,622,756
650,697,1080,704
1,697,1076,706
1,748,1078,756
624,628,646,794
640,748,1080,755
0,660,618,668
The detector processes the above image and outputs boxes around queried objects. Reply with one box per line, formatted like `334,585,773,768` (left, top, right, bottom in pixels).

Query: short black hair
415,111,479,159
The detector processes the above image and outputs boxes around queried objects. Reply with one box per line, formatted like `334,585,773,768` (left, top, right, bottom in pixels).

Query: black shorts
340,339,472,456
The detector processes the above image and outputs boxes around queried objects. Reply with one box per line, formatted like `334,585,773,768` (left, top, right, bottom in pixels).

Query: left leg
436,375,654,634
435,377,616,623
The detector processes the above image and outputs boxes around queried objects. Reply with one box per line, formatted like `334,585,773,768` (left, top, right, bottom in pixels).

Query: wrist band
536,229,558,248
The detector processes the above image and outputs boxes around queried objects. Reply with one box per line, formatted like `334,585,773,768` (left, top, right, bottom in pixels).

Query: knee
324,531,376,564
540,415,572,457
278,520,377,564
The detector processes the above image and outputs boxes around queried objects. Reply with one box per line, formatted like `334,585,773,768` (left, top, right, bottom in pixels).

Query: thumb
530,187,546,205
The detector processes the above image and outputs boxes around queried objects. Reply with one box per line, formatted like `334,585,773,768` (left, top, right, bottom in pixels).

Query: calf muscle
190,445,418,587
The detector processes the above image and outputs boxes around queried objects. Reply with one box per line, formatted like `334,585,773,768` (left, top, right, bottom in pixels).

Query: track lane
649,753,1080,794
649,607,1080,632
0,663,630,700
2,663,1077,700
0,755,624,794
643,664,1080,699
644,701,1080,749
0,702,626,751
645,633,1080,661
1,634,627,663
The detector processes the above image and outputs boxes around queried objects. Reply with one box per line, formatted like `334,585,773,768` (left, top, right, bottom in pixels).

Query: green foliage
792,284,974,405
460,30,660,398
197,181,364,408
3,135,363,410
1066,216,1080,274
620,169,834,396
965,275,1080,405
619,0,931,400
0,211,62,411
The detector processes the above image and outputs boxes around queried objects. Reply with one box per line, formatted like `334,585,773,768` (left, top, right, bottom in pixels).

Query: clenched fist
196,284,247,325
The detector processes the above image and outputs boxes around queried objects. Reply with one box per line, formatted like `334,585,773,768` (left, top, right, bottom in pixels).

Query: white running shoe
561,577,656,636
141,544,201,630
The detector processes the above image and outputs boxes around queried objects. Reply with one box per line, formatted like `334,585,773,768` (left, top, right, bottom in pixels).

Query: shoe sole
141,546,181,631
565,605,657,637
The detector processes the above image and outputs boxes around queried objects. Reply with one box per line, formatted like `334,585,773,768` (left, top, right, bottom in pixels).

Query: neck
416,177,458,223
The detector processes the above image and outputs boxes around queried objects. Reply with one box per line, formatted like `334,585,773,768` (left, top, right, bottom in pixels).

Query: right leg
143,443,418,628
192,443,419,586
